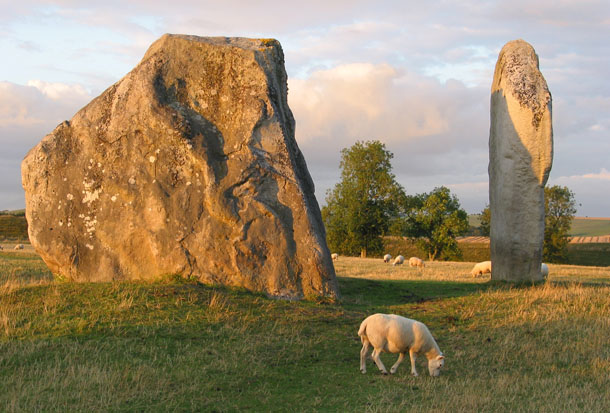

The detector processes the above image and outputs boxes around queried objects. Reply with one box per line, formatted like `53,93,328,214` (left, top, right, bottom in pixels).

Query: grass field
569,218,610,237
1,252,609,411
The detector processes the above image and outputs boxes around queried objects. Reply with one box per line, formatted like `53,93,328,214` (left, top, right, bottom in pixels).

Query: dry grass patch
546,262,610,284
334,256,486,282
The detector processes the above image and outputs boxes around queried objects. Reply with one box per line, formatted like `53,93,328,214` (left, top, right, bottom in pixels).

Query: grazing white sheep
541,263,549,278
14,244,24,250
409,257,425,268
383,254,392,263
471,260,492,277
358,313,445,377
392,255,405,266
331,253,339,261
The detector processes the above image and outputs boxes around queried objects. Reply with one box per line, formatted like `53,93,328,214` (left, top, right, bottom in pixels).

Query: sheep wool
358,313,445,377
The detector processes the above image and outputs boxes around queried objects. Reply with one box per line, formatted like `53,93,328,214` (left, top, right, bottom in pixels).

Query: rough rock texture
489,39,553,282
22,34,339,300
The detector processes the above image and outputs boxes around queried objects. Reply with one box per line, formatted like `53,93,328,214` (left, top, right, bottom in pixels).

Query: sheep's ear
437,355,444,360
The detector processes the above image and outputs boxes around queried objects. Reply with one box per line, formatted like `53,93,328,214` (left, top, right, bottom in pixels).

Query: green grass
383,238,496,264
0,252,53,286
383,236,493,264
569,218,610,236
382,236,424,260
460,242,610,268
567,243,610,267
1,255,610,411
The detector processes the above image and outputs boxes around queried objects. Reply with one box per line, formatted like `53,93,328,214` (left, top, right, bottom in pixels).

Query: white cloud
0,81,91,128
291,63,448,144
290,63,486,146
549,170,610,217
290,62,490,210
0,80,92,209
27,80,90,103
564,168,610,181
0,1,608,217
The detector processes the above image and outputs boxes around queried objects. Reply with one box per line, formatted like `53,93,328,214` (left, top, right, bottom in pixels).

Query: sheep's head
428,355,445,377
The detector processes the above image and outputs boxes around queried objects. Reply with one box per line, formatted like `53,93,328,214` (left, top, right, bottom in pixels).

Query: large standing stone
22,34,339,300
489,39,553,282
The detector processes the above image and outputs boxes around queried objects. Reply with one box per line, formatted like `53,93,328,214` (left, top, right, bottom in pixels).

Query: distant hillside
469,215,610,237
0,212,28,241
569,217,610,237
468,214,482,228
0,209,25,216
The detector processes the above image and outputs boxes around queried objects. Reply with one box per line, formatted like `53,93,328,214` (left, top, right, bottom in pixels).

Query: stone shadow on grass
337,277,495,311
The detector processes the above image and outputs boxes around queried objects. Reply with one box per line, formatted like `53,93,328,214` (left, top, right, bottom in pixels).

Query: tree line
322,140,576,263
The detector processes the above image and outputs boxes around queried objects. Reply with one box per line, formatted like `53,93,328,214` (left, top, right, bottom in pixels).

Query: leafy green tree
387,192,424,237
544,185,577,263
322,140,406,258
479,204,491,236
410,186,469,261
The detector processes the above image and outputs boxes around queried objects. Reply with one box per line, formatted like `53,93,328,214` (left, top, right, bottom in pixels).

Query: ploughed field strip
457,236,610,244
457,236,491,244
568,235,610,243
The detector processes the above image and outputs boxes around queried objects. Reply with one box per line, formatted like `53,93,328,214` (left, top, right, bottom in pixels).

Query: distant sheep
14,244,24,250
358,313,445,377
541,263,549,278
392,255,405,266
471,260,492,277
331,253,339,261
409,257,425,268
383,254,392,263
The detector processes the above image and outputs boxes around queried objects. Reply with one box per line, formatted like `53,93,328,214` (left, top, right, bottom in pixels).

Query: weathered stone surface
22,34,339,300
489,39,553,282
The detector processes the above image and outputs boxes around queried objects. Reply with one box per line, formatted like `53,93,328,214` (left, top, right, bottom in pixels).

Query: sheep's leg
360,339,370,374
409,349,419,377
390,352,405,374
371,349,388,375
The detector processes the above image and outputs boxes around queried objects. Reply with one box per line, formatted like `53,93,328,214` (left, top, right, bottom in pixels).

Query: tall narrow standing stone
489,39,553,282
22,34,339,300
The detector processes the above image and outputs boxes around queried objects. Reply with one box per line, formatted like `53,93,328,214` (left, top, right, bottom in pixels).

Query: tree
544,185,577,263
479,204,491,236
387,192,424,237
410,186,469,261
321,140,406,258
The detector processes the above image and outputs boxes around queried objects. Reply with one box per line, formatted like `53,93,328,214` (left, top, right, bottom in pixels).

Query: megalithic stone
22,34,339,300
489,39,553,282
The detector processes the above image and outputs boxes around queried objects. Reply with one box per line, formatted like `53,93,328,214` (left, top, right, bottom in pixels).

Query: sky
1,0,609,216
